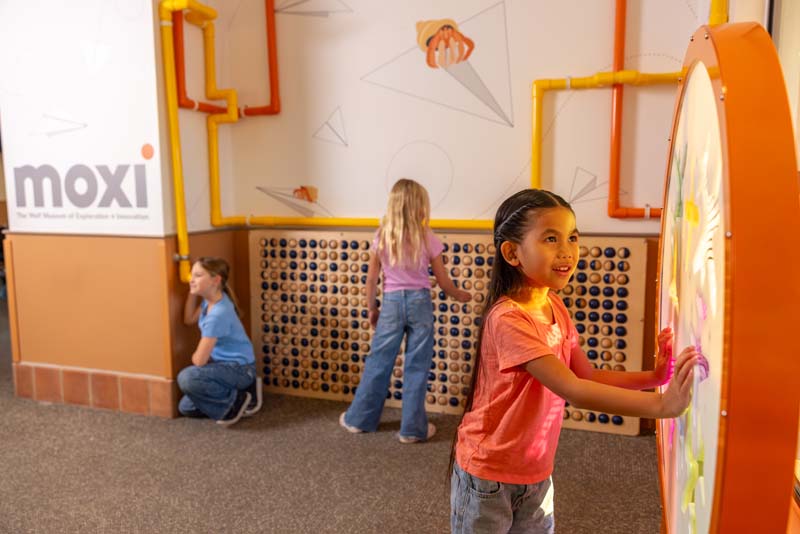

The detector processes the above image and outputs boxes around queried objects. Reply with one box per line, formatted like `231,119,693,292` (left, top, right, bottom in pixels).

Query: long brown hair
447,189,573,482
196,256,243,318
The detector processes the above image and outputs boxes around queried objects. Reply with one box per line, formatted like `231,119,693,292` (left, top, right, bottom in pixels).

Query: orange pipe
607,0,662,219
173,0,280,117
243,0,281,116
608,0,625,216
172,12,229,114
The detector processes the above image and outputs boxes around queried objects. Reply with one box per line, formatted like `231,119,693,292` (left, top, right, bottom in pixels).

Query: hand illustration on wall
416,19,474,69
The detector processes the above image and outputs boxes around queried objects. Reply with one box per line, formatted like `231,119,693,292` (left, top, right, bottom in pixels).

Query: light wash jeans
177,362,256,420
343,288,435,440
451,463,555,534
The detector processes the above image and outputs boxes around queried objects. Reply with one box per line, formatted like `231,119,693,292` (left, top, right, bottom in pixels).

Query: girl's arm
570,327,682,390
184,292,202,325
191,337,217,366
430,254,471,303
526,345,700,419
366,252,381,328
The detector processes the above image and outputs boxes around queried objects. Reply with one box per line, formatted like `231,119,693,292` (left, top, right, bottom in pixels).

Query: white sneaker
217,391,251,427
339,412,364,433
398,423,436,443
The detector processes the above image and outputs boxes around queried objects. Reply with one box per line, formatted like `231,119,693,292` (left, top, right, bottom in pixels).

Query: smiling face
501,206,579,290
189,262,221,299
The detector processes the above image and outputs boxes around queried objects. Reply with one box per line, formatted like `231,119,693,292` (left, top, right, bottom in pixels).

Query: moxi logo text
14,164,148,208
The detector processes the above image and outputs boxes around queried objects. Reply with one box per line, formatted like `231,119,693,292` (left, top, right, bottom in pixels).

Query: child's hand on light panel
659,346,701,418
654,327,675,385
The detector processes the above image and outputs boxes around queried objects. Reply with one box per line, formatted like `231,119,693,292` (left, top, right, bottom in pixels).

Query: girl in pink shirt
340,179,471,442
450,189,706,533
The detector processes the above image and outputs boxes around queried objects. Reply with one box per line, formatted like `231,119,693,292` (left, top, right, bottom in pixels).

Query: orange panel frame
172,0,280,116
656,23,800,533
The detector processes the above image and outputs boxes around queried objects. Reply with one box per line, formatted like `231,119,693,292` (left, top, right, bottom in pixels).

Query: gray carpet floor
0,302,661,533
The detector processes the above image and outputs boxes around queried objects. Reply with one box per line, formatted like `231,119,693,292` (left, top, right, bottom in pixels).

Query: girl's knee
177,366,201,392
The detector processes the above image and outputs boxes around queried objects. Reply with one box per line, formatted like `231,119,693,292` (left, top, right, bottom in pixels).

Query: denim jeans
451,463,555,534
177,362,256,420
343,288,434,440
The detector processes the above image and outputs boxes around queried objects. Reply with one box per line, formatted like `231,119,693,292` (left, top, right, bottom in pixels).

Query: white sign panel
0,1,165,236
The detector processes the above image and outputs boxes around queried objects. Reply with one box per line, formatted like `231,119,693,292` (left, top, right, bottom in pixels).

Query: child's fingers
673,350,698,383
680,367,695,395
678,359,697,388
673,347,696,370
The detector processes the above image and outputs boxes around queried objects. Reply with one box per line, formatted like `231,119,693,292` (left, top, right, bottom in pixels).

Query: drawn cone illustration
415,18,510,126
257,185,331,217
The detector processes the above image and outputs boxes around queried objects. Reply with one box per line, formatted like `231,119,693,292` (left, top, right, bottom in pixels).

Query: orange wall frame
656,22,799,534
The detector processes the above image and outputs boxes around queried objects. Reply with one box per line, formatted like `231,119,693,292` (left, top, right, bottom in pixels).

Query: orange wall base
13,361,177,417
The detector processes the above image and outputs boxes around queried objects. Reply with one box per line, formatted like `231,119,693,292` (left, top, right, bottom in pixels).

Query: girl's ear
500,241,520,266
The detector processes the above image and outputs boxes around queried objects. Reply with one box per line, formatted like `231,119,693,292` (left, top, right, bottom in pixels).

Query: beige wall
774,0,800,165
5,233,174,375
0,150,6,202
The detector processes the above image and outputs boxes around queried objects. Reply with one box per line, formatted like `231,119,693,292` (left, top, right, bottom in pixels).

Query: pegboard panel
250,230,650,434
560,238,649,435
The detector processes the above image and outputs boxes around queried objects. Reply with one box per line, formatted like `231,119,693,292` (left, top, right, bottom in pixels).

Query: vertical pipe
159,5,192,283
265,0,280,111
531,82,544,189
709,0,729,25
243,0,281,116
608,0,626,216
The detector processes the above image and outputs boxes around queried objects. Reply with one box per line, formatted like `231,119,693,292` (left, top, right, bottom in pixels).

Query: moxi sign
14,164,149,208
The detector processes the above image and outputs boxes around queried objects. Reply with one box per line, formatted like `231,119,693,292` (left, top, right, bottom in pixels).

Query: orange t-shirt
455,292,578,484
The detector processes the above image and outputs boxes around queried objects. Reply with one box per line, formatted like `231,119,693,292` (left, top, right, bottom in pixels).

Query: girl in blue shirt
178,257,256,426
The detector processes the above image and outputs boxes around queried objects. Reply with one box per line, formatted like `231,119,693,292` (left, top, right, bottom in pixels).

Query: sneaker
339,412,364,434
243,376,263,417
217,391,251,427
398,423,436,443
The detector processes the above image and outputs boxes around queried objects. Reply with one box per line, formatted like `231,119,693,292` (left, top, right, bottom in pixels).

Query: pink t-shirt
455,293,578,484
372,228,444,293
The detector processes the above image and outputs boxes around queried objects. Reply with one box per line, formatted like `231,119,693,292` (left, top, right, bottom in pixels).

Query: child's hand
369,308,380,329
455,290,472,303
654,327,674,385
659,346,701,418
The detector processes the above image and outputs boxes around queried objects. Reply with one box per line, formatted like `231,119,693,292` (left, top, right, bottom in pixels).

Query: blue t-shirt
199,294,255,365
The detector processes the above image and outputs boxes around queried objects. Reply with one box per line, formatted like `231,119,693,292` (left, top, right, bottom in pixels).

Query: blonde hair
377,178,431,267
196,257,243,318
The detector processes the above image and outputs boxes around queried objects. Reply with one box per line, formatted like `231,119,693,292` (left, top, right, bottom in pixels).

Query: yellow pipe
159,1,192,283
188,17,245,226
709,0,728,26
247,215,493,230
531,69,682,189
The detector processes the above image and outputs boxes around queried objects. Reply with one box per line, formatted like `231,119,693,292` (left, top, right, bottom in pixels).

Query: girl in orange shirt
449,189,705,533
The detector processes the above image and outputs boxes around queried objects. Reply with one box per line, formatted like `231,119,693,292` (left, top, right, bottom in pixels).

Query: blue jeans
343,288,434,439
177,362,256,420
451,463,555,534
